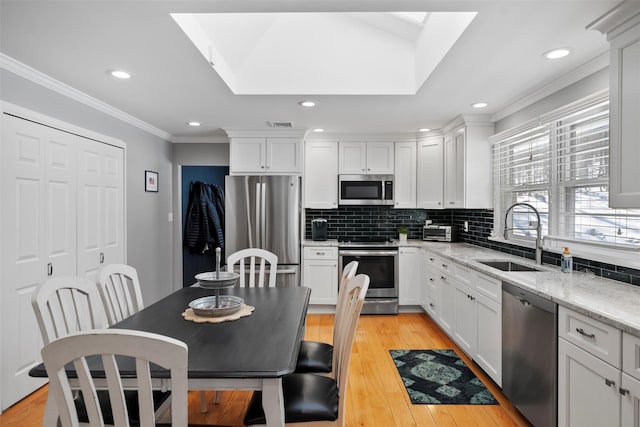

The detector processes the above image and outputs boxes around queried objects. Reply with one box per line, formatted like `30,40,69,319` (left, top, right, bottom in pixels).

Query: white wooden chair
41,329,188,427
31,275,106,345
226,248,279,287
243,273,370,427
97,263,145,326
295,260,359,375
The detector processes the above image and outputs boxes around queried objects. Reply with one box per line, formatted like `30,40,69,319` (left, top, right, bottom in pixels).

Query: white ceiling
0,1,620,140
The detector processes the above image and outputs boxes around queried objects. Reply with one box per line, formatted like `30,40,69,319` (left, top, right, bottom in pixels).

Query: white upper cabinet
442,117,494,209
339,141,394,174
417,136,444,209
304,140,339,209
394,141,417,208
228,130,306,175
589,5,640,207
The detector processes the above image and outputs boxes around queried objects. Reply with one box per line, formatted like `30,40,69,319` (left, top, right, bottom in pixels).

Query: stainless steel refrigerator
225,175,301,287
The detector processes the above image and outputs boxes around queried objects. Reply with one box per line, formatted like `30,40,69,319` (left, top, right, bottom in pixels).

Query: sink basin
476,260,540,272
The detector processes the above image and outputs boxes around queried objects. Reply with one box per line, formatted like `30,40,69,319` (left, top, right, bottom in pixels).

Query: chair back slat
227,248,278,287
41,329,188,427
32,276,105,345
334,273,368,425
98,264,144,326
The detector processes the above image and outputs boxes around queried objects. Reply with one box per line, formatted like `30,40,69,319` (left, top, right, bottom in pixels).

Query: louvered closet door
77,139,124,280
1,114,77,409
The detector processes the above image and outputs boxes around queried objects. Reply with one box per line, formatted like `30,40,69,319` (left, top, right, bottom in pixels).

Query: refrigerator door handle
253,182,261,247
260,182,267,248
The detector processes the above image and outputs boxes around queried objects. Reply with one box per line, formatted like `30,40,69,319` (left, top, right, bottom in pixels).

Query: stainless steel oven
338,244,398,314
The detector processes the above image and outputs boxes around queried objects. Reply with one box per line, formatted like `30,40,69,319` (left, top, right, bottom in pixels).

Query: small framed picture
145,170,158,192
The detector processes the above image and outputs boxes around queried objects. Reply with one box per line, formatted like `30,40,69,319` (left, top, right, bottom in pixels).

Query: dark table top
30,286,311,380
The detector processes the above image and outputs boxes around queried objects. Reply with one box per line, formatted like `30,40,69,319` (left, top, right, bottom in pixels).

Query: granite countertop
302,239,640,336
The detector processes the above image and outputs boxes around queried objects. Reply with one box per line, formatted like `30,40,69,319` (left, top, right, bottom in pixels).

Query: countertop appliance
339,174,393,206
338,236,398,314
225,175,300,287
422,224,459,242
311,218,328,241
502,281,557,427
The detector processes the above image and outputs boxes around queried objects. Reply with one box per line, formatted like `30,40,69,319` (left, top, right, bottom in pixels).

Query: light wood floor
0,313,532,427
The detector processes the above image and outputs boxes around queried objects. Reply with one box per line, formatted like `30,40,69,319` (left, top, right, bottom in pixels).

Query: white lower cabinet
302,247,338,305
558,339,621,427
399,247,422,305
437,271,456,335
453,282,476,356
474,292,501,385
558,306,640,427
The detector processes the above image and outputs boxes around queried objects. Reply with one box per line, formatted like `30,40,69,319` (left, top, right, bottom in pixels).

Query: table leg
261,378,285,427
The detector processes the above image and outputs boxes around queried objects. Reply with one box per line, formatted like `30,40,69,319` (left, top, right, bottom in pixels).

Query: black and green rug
390,349,498,405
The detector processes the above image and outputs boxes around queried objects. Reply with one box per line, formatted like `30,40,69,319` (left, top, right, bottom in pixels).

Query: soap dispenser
561,247,573,273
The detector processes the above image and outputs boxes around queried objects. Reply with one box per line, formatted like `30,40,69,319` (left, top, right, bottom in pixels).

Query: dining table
31,285,311,427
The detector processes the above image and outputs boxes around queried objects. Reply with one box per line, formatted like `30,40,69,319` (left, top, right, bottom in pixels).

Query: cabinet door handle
449,201,455,205
429,303,435,308
315,252,325,256
47,262,53,277
441,263,448,268
100,252,105,264
619,387,629,396
429,258,434,261
576,328,595,339
441,276,447,280
429,278,435,282
605,378,615,387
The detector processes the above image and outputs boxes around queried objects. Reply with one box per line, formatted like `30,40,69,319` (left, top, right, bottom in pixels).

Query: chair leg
214,390,221,405
200,391,208,413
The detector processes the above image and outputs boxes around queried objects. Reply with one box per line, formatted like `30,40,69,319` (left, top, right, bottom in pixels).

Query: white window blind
493,91,640,248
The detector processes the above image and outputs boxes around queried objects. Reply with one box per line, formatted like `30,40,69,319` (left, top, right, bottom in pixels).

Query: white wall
0,69,174,304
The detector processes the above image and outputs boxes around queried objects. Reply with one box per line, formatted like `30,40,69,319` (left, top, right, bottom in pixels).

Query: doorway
181,165,228,287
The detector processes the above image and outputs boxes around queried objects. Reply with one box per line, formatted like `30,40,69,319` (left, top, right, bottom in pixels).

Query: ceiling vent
267,121,294,128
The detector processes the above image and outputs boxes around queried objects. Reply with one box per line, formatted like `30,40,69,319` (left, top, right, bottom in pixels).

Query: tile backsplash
305,207,640,287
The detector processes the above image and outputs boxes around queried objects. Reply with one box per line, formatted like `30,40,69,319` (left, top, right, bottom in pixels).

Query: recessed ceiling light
543,48,571,60
187,121,201,127
313,128,324,132
418,128,431,132
472,102,488,109
108,69,132,79
299,101,316,108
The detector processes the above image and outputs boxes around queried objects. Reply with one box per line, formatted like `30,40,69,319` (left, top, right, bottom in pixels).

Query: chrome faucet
504,202,543,265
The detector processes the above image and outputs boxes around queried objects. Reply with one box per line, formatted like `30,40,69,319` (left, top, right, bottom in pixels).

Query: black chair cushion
74,389,171,425
295,340,333,373
243,373,339,425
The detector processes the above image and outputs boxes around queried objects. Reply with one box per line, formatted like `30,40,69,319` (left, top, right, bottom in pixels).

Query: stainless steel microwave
339,175,394,206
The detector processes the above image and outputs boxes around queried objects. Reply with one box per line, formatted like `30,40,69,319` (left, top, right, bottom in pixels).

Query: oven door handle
339,250,398,257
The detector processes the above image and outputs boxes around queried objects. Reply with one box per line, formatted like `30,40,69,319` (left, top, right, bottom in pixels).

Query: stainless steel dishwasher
502,282,557,427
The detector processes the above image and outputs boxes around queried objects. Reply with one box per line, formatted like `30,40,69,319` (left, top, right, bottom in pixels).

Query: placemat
182,304,255,323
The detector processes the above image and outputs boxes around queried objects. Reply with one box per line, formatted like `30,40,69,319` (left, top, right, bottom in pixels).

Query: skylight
171,11,476,95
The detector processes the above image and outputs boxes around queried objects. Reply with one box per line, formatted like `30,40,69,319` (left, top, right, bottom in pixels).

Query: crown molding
172,136,229,144
491,52,609,123
307,132,417,142
0,53,174,142
587,2,640,39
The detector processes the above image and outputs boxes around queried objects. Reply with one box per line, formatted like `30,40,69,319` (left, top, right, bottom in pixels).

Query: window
492,91,640,251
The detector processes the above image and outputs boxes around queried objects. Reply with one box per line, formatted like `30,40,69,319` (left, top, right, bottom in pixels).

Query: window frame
490,90,640,269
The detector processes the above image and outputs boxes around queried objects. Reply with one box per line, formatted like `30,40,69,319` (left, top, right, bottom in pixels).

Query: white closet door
77,140,124,280
1,114,77,409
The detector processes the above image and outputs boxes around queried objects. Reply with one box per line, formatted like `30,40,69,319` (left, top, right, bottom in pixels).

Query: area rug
390,349,498,405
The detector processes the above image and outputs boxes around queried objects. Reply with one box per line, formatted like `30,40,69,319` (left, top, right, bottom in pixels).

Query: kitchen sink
476,260,540,272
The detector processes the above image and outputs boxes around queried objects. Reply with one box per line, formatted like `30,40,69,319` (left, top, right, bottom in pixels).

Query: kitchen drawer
475,273,501,303
559,306,622,368
453,262,475,286
303,247,338,260
623,332,640,381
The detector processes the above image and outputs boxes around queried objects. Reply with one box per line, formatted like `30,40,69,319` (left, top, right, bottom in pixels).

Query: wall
0,69,174,304
172,143,230,288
